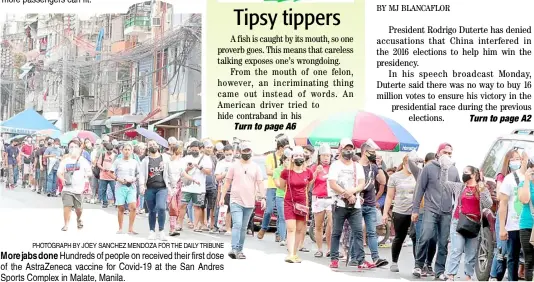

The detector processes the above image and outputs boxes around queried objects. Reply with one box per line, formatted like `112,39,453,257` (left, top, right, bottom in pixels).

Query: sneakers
359,261,376,269
435,273,447,281
375,258,389,267
390,263,399,272
148,231,157,240
90,198,95,204
158,232,168,241
280,240,286,246
424,265,435,276
348,261,359,267
413,267,422,278
257,229,266,239
228,250,237,259
330,260,339,269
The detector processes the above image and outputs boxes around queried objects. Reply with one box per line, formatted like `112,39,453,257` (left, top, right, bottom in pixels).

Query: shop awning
106,115,146,125
90,119,106,126
1,108,60,135
192,116,201,119
152,112,184,127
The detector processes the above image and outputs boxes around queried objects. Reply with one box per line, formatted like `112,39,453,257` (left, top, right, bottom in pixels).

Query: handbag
287,170,309,217
456,186,481,239
92,153,104,179
182,155,204,186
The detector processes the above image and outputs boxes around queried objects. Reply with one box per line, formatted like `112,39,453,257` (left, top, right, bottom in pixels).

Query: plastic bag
217,205,228,227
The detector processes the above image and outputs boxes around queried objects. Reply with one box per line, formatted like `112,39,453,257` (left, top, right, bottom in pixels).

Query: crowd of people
5,132,534,281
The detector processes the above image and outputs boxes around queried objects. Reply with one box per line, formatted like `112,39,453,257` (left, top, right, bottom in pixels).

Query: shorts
115,185,137,206
62,192,83,209
182,192,205,207
311,196,333,213
203,189,217,210
23,164,31,175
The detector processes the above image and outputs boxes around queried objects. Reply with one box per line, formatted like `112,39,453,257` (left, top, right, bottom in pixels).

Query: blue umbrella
136,128,169,148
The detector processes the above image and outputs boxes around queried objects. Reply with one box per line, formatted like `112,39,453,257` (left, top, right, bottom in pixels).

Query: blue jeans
145,188,168,232
490,216,507,279
99,180,115,205
445,219,478,276
230,203,254,252
415,211,452,275
139,194,145,210
275,196,286,241
187,200,194,222
261,188,277,232
332,206,364,262
352,205,379,261
13,165,19,185
415,209,437,266
46,169,57,194
506,230,521,281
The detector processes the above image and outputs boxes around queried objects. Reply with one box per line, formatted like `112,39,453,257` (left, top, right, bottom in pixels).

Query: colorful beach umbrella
294,112,419,152
59,130,99,146
34,129,61,138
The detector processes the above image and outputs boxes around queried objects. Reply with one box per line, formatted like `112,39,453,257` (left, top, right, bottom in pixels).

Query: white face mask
54,144,60,148
225,155,233,162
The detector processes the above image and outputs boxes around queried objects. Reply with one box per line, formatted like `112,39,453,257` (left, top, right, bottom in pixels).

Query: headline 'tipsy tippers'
234,8,341,30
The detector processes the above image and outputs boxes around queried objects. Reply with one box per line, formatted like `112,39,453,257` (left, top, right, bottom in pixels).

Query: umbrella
136,128,169,148
34,129,61,138
294,111,419,152
7,135,27,143
59,130,99,146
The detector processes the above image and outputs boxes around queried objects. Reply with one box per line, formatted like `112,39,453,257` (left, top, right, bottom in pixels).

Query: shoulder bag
288,170,309,217
92,153,104,179
456,185,482,239
182,155,204,187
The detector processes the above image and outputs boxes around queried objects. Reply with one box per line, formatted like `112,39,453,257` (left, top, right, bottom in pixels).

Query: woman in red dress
280,146,313,263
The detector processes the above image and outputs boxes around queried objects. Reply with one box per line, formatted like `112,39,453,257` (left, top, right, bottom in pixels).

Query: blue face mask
509,160,521,171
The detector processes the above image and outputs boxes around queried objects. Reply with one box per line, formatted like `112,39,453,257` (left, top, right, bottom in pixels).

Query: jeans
46,169,57,194
331,206,364,262
520,229,534,281
275,196,286,241
261,188,277,231
38,169,47,192
445,219,478,277
415,211,451,275
490,216,507,280
506,230,521,282
139,194,145,210
361,205,380,261
99,180,115,205
145,188,168,231
91,177,99,199
415,209,437,266
230,203,254,252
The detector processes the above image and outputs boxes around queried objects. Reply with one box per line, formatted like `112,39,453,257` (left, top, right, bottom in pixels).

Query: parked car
251,155,278,230
475,129,534,281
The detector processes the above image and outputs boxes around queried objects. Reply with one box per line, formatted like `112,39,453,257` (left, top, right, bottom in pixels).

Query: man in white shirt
57,140,92,232
180,141,213,232
214,144,235,234
498,150,528,281
327,138,365,269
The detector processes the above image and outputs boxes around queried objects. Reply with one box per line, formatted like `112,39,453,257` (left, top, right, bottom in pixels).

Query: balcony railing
124,17,150,29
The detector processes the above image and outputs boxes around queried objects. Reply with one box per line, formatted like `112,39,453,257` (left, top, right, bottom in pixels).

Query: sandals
170,231,180,236
314,251,323,258
128,231,139,235
299,247,310,253
176,227,183,231
77,219,83,229
236,252,246,259
193,229,203,233
61,226,68,231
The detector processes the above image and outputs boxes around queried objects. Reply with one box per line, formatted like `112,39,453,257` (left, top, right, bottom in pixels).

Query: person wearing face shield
43,138,63,196
327,138,366,269
57,140,92,231
412,143,461,279
310,144,333,258
218,142,266,259
273,148,292,246
356,142,388,268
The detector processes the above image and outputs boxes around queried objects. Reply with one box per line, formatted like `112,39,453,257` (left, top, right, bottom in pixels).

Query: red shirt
495,173,505,184
281,168,313,205
21,144,33,156
454,185,481,221
311,164,330,197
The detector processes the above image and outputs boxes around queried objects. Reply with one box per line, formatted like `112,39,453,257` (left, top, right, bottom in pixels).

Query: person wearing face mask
382,155,417,272
179,141,213,232
273,148,292,246
201,140,218,233
438,155,492,281
167,137,178,156
34,140,47,194
357,141,388,268
57,140,92,231
21,138,34,189
488,149,521,281
219,141,266,259
517,150,534,282
310,144,333,257
89,139,102,204
214,145,236,235
97,143,117,208
328,138,366,269
304,145,315,166
5,140,20,189
43,138,63,196
412,143,461,279
139,140,174,241
215,142,225,161
259,136,290,241
279,146,313,263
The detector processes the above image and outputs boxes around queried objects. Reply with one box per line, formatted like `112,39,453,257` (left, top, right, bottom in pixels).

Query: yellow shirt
265,152,280,188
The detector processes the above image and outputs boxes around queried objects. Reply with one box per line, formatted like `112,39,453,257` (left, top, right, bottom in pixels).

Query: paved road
0,183,473,281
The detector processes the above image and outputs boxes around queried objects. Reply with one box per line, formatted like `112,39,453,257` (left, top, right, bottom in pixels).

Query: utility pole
61,44,70,132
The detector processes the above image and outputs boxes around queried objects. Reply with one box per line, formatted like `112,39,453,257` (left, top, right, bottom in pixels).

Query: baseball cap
204,140,214,148
318,143,331,155
436,143,452,154
291,146,305,158
240,141,252,151
215,142,224,151
339,138,354,149
168,137,178,145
